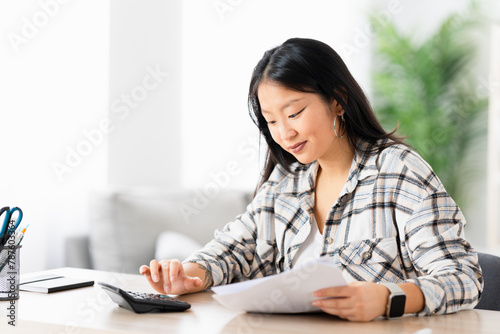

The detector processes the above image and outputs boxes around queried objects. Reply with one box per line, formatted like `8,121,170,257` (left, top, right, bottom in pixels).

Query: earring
334,113,346,139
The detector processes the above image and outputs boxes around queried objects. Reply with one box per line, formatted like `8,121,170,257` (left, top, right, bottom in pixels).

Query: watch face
389,295,406,317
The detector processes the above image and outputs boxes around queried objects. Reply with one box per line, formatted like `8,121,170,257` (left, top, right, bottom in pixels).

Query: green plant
371,5,488,209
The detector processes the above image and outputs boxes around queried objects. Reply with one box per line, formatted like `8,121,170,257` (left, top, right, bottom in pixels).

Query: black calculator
99,282,191,313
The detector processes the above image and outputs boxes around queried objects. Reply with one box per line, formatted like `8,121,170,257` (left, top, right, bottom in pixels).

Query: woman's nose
279,122,297,141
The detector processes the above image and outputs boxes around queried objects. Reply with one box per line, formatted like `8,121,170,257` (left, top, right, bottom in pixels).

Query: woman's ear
330,99,344,116
334,87,348,106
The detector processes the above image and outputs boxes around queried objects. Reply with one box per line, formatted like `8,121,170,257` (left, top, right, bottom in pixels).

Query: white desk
1,267,499,333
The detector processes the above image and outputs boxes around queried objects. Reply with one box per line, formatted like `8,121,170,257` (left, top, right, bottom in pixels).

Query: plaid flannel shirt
185,139,483,316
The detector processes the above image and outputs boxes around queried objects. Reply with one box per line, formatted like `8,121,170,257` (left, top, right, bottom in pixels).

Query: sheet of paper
211,257,347,313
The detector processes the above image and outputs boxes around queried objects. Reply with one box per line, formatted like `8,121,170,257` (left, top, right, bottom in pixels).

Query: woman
140,38,482,321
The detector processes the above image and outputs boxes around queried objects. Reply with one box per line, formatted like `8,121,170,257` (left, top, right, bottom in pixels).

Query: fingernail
164,285,170,293
153,274,159,282
170,275,175,282
312,301,321,307
313,291,322,297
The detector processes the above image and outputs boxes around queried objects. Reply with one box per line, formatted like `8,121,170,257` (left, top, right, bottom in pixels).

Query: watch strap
380,282,406,318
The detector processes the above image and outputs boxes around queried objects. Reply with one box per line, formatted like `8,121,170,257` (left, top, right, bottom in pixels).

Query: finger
320,306,357,320
169,260,202,294
139,265,150,275
169,260,189,292
189,276,203,288
181,275,203,293
313,297,353,311
313,298,356,316
159,260,172,292
141,268,166,294
149,259,161,283
314,285,352,298
169,259,183,283
162,260,188,294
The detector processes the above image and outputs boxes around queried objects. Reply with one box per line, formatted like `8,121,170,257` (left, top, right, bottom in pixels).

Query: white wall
107,0,183,189
0,0,108,272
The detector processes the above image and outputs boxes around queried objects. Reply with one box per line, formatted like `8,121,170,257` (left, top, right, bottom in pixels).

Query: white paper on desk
211,257,347,313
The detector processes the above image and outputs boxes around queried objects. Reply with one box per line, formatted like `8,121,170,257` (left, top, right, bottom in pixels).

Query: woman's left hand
312,282,390,322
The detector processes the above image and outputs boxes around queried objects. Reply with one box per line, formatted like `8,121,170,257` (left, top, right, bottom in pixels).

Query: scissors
0,206,23,242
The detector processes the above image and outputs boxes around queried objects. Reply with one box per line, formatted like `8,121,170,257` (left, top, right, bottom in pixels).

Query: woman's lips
289,141,306,154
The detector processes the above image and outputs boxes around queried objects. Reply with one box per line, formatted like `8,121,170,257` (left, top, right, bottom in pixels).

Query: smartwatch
380,282,406,318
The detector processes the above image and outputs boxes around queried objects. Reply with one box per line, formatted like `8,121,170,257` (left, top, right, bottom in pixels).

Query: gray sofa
65,187,252,274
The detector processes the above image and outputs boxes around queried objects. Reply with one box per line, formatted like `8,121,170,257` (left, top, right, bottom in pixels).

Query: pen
0,256,11,273
0,243,18,273
0,224,28,272
15,228,26,246
14,225,28,245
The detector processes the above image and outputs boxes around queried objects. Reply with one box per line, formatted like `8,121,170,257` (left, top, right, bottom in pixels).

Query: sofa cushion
154,231,203,262
88,187,251,274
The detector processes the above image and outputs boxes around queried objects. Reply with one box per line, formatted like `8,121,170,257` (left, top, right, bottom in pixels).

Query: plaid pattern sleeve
183,182,280,286
402,185,483,316
373,145,483,316
184,139,483,315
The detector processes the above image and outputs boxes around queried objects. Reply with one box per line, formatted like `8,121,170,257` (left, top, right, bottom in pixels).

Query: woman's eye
267,120,276,125
289,107,305,119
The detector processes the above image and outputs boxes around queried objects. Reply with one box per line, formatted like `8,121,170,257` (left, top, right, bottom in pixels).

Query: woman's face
258,81,343,165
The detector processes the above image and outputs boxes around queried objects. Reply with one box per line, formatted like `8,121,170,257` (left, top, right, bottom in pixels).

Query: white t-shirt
291,215,324,268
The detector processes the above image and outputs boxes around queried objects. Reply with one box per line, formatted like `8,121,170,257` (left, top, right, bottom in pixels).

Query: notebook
20,274,94,293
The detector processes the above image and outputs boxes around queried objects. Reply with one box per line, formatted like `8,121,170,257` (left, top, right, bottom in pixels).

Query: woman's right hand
139,259,203,295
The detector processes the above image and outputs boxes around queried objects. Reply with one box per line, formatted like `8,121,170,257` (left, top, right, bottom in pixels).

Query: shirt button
326,237,333,245
362,251,372,260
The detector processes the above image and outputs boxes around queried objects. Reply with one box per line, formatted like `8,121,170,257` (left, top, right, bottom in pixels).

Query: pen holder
0,245,21,300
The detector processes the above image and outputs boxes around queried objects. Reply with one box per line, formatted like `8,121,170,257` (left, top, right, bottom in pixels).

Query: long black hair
248,38,404,192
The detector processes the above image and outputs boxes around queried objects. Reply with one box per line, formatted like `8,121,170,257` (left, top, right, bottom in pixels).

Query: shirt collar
343,138,380,194
277,138,380,196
